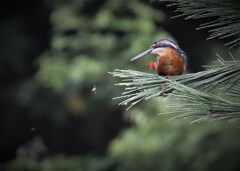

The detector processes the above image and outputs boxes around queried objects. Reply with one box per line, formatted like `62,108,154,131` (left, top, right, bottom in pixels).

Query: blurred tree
108,116,240,171
29,0,169,155
1,0,169,161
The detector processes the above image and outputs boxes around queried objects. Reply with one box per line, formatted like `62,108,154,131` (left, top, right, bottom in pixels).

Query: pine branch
110,59,240,125
159,0,240,48
159,79,240,126
109,59,240,110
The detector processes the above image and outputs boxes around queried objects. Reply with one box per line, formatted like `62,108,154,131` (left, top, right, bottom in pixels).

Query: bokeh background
1,0,240,170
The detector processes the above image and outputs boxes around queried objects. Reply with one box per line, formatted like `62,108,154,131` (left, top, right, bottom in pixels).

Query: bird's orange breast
156,47,185,76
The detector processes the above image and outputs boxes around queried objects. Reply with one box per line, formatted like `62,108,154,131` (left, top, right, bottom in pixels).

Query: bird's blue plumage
180,49,187,64
160,38,178,46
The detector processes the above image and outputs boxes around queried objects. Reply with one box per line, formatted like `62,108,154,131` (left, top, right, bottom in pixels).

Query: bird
131,38,187,76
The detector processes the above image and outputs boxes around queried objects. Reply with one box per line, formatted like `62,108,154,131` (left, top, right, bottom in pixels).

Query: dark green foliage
3,155,111,171
109,117,240,171
3,119,240,171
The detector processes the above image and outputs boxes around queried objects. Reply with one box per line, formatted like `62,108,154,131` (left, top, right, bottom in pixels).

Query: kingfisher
131,38,187,76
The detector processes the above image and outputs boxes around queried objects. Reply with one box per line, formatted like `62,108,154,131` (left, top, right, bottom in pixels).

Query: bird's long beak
131,48,154,61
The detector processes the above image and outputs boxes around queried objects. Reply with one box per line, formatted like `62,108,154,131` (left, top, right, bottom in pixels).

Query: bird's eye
155,43,165,48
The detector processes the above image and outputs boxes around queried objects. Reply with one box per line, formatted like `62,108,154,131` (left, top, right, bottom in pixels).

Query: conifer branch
159,0,240,48
110,59,240,110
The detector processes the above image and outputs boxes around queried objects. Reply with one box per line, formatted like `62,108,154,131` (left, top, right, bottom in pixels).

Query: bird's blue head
151,38,179,49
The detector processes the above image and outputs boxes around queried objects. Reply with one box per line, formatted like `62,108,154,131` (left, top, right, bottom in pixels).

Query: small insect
92,85,97,94
131,38,187,76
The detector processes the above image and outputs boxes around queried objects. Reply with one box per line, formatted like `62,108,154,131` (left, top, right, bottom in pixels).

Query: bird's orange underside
156,47,185,76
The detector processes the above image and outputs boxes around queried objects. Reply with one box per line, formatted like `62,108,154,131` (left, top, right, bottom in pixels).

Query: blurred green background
1,0,240,170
